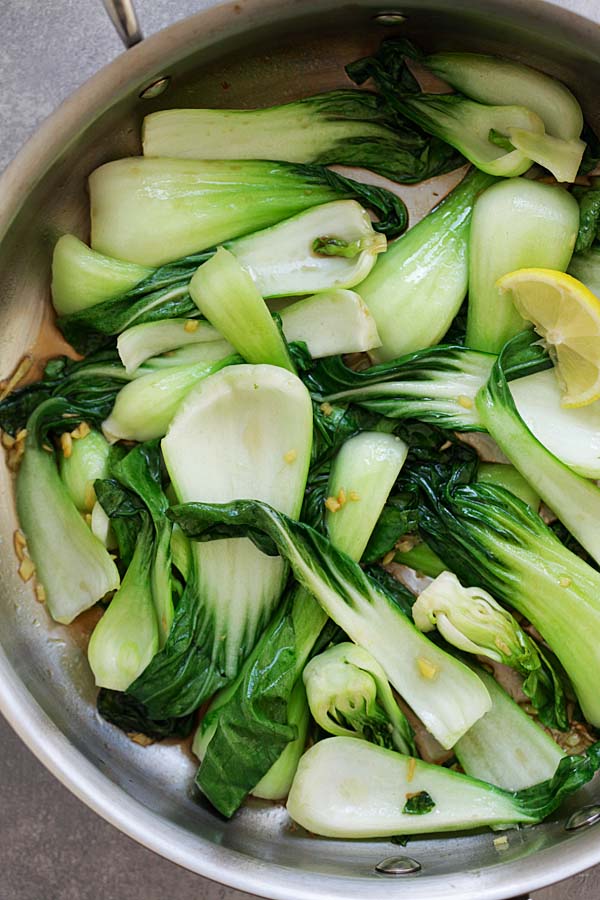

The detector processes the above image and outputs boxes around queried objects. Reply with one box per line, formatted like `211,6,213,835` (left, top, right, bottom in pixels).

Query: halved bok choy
348,41,585,181
89,158,406,266
355,169,496,361
142,89,462,183
286,736,599,837
412,571,568,729
16,399,120,624
170,498,491,750
162,365,313,682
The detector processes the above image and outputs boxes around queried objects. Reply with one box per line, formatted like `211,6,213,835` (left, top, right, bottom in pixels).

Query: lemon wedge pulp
496,267,600,408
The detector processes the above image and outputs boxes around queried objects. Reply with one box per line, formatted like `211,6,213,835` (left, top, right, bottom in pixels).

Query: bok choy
286,736,600,837
189,248,294,370
142,90,463,183
303,643,415,754
194,419,411,816
417,470,600,727
170,498,491,749
412,571,568,729
476,332,600,567
16,399,120,623
102,354,239,443
89,158,407,266
356,169,496,361
162,365,313,681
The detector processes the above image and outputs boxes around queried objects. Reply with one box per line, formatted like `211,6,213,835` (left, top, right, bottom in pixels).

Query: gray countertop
0,2,599,898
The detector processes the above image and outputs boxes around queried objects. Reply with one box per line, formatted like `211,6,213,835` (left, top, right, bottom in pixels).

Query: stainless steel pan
1,2,600,898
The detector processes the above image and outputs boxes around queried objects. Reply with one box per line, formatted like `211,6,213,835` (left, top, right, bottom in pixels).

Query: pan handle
101,0,143,48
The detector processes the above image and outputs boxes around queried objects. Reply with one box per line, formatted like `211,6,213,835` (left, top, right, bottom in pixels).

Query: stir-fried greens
3,37,600,843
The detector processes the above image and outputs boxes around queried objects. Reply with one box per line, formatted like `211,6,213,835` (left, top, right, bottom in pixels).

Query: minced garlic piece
13,530,27,562
325,496,341,513
320,402,334,416
184,319,199,333
406,757,417,783
18,557,36,582
457,395,473,410
337,488,347,507
284,449,297,464
417,656,440,680
559,575,572,588
72,421,91,440
60,432,73,459
493,836,509,851
382,550,396,566
34,583,47,604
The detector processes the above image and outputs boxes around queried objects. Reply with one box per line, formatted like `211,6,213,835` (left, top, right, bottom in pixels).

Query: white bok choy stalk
189,248,295,371
509,367,600,479
162,364,313,681
278,290,381,358
117,319,226,375
303,643,415,754
455,668,565,791
169,498,492,749
89,158,405,266
16,399,120,624
357,169,496,362
286,736,600,837
102,353,240,443
467,179,579,353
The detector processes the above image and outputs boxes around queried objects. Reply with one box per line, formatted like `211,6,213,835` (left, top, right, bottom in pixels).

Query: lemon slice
496,267,600,407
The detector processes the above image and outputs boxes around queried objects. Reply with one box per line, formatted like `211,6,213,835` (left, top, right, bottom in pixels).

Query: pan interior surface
1,2,600,897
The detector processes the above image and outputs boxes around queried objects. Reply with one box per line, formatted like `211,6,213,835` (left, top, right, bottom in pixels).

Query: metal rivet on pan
375,856,421,875
565,805,600,831
139,76,171,99
373,12,407,25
